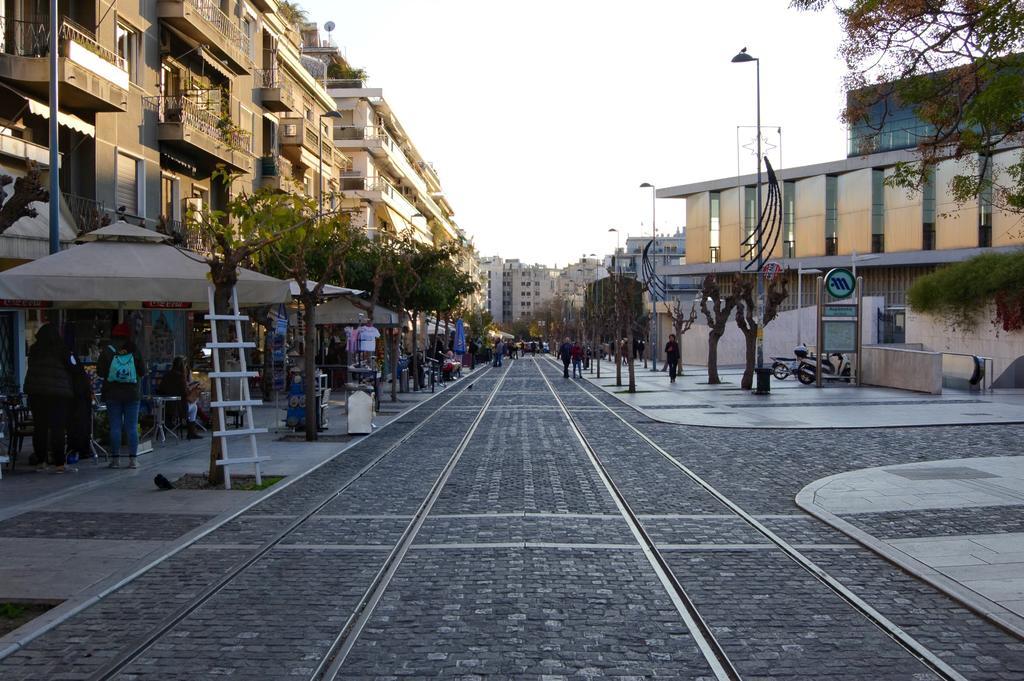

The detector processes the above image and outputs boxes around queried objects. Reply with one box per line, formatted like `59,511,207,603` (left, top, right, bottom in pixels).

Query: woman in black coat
24,323,74,472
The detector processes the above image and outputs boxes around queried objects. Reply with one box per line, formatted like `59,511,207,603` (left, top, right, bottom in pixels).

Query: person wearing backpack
98,323,146,469
24,323,75,472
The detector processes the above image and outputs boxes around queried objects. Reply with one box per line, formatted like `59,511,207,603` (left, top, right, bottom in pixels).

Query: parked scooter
770,356,799,380
796,352,851,384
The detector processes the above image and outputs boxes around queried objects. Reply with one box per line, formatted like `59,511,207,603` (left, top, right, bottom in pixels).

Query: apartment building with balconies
294,28,456,245
500,260,559,323
0,1,349,252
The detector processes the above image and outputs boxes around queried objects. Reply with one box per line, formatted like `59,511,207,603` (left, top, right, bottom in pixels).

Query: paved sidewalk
582,362,1024,428
796,456,1024,637
0,381,454,645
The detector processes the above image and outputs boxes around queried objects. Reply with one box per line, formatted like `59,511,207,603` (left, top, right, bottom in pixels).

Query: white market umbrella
0,222,290,308
288,280,362,298
316,294,400,327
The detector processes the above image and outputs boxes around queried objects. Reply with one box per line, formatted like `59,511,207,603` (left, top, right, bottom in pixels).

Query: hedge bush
907,250,1024,331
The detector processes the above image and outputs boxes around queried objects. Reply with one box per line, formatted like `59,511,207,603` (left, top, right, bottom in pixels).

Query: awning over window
24,98,95,138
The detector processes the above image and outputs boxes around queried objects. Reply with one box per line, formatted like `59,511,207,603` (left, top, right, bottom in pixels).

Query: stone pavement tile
969,533,1024,553
0,511,213,541
338,547,717,679
280,515,409,545
888,537,1000,559
839,507,1024,540
432,408,619,516
959,578,1024,602
0,538,165,600
0,547,251,680
941,563,1024,582
116,549,384,680
416,514,634,545
804,547,1024,680
663,549,939,680
982,550,1024,565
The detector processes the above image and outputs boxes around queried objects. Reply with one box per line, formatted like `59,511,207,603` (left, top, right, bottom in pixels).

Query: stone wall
906,305,1024,388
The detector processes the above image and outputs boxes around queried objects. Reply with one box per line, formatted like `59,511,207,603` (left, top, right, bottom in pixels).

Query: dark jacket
665,340,680,361
559,342,572,362
24,334,74,400
97,344,146,402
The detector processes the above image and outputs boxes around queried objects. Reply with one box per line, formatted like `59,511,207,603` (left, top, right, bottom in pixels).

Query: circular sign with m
825,268,856,299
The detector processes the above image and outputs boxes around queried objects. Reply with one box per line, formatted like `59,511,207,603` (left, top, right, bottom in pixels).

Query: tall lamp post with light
639,182,658,371
731,47,767,378
318,111,343,217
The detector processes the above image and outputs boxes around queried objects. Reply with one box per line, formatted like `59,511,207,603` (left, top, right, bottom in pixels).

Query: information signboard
823,320,858,353
824,304,858,318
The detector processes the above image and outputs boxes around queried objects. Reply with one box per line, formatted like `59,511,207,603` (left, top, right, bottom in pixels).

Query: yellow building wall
883,168,923,252
837,169,872,255
720,187,742,263
936,157,976,249
993,150,1024,247
794,175,825,257
685,193,710,265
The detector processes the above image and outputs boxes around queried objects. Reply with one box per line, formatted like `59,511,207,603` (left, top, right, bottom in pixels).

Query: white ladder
206,284,268,490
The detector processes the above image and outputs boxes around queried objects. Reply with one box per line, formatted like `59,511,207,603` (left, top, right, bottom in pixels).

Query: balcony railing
324,78,366,89
334,125,395,150
63,192,110,234
0,16,127,71
147,94,253,153
184,0,250,58
261,154,293,178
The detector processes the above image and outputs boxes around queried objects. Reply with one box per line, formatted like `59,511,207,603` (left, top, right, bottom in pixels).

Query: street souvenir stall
0,222,290,475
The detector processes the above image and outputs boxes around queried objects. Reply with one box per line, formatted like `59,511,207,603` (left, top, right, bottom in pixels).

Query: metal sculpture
641,239,666,300
742,156,782,271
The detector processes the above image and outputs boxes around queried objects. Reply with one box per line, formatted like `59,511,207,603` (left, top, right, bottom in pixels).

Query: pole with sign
816,268,860,387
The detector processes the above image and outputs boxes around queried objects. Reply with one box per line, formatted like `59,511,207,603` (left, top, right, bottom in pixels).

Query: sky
302,0,849,267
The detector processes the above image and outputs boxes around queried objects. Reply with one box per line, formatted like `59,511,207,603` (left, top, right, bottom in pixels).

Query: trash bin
347,387,374,434
754,366,772,395
399,367,410,393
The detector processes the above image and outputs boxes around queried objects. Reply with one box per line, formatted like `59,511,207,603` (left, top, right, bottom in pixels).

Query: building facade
500,259,558,323
478,255,504,324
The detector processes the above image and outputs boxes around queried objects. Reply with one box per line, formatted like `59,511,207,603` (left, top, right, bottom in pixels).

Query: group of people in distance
557,334,683,383
23,322,203,474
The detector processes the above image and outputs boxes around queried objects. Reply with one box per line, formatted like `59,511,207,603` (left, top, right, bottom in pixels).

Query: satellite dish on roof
324,21,335,32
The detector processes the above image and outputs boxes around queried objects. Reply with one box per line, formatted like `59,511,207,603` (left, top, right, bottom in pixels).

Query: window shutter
116,153,138,216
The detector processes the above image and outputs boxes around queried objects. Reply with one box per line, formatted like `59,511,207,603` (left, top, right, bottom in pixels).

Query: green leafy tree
188,176,316,483
793,0,1024,225
262,201,365,441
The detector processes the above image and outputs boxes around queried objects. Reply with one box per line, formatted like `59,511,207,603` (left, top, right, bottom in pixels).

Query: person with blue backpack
97,323,146,469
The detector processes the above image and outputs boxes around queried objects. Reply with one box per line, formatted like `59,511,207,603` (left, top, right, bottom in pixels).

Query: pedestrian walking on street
571,342,584,378
559,337,572,378
493,340,505,367
98,323,146,469
24,323,75,473
665,334,680,384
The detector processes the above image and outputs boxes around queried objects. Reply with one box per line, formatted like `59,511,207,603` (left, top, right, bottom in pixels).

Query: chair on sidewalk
5,401,33,471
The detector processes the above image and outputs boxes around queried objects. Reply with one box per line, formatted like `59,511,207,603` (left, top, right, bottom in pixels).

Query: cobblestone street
1,358,1023,680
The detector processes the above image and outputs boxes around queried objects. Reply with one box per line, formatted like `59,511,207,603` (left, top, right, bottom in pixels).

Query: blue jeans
572,359,583,377
107,399,140,457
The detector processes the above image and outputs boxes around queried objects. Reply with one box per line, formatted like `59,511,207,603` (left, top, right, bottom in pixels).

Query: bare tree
0,162,48,233
734,274,791,390
699,274,740,385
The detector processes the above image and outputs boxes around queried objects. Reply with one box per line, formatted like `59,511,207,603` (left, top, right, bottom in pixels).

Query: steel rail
311,361,514,679
541,356,969,681
533,360,741,681
88,367,497,681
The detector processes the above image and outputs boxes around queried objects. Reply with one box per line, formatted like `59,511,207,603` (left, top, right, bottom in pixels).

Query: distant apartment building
500,259,559,322
556,257,605,302
603,230,686,281
479,255,505,323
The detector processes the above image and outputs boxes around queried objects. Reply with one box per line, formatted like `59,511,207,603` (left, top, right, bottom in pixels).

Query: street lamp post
318,111,343,217
732,47,765,373
640,182,658,371
48,0,59,254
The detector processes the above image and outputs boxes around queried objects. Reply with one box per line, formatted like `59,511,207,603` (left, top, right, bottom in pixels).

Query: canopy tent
288,280,362,298
314,294,401,327
0,222,290,308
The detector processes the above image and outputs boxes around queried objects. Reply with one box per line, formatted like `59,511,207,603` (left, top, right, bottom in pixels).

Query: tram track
85,364,505,681
538,356,969,681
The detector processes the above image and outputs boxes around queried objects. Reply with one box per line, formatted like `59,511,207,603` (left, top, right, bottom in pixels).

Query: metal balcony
146,94,253,174
0,17,128,112
157,0,253,74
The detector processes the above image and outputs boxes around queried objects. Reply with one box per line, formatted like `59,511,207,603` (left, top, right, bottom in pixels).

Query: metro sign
824,268,856,299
